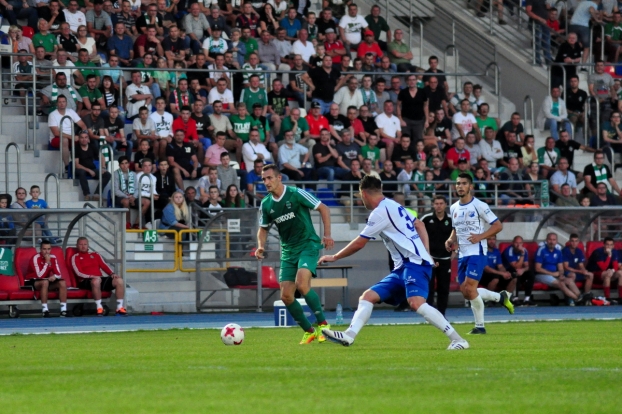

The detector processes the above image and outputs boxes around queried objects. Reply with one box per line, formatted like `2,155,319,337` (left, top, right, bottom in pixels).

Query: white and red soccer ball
221,323,245,345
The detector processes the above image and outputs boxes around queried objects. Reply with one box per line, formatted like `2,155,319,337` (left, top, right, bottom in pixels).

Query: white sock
95,299,102,309
477,288,501,303
344,300,374,339
524,296,530,302
60,303,67,311
470,295,485,328
117,299,124,310
42,303,48,311
416,303,462,341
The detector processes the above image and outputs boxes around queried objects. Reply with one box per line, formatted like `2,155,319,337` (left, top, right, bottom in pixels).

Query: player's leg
404,264,468,349
279,261,316,342
564,273,582,298
90,277,104,316
49,279,68,316
614,271,622,301
111,276,127,314
295,267,329,336
601,270,613,299
321,288,380,346
34,280,50,316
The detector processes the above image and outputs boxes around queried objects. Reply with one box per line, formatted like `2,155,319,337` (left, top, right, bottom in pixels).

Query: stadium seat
12,247,51,300
231,266,278,289
21,26,34,38
449,260,460,292
65,247,111,299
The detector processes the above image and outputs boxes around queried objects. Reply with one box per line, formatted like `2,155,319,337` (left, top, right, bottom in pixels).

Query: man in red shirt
306,101,330,140
357,30,383,61
71,237,127,316
324,28,345,65
25,240,68,317
171,105,204,162
444,137,471,171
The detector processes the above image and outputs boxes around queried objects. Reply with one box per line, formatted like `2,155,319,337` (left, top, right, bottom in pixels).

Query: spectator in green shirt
240,74,268,116
360,133,381,170
449,159,474,181
476,103,500,133
280,108,310,144
240,26,259,61
388,29,414,72
365,5,391,51
32,19,59,59
76,48,100,87
604,11,622,63
230,102,253,142
78,74,106,117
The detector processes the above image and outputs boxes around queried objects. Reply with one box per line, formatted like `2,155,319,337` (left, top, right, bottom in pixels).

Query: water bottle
335,303,343,325
540,180,549,207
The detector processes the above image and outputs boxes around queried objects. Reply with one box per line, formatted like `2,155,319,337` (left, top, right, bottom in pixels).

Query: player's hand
502,272,512,280
445,239,455,252
255,247,265,260
434,261,439,268
322,235,334,250
111,273,120,279
467,233,483,244
318,255,337,265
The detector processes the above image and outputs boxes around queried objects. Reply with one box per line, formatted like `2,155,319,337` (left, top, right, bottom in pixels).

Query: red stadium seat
12,247,56,300
449,260,460,292
231,266,279,289
65,247,111,299
21,26,34,39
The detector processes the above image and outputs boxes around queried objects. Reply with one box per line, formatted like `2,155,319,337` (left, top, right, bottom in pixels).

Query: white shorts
535,274,557,286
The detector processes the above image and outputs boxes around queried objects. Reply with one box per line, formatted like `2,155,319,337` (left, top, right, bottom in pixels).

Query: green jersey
476,116,498,133
260,186,322,259
230,114,252,142
78,85,103,105
360,144,380,165
240,87,268,112
32,32,57,53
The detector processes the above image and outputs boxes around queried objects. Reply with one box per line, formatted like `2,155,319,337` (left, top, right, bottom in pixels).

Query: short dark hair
40,239,52,247
208,185,219,192
604,236,614,244
433,195,447,203
220,152,230,159
457,173,473,184
118,156,129,163
569,233,579,239
360,175,382,192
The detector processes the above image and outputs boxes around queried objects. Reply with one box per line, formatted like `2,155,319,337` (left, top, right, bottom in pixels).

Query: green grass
1,321,621,413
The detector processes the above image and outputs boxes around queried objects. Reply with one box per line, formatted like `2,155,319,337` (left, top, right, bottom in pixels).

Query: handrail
584,100,589,146
25,87,36,151
485,62,502,117
596,98,601,149
416,18,423,69
137,173,155,227
58,115,75,177
444,45,460,93
4,143,21,194
523,95,534,135
98,144,115,206
44,173,60,209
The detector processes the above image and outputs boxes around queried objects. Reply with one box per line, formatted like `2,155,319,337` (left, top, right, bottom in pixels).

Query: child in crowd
303,11,318,42
134,139,157,173
25,185,59,243
198,167,222,204
134,159,159,229
361,134,381,170
415,140,426,162
217,152,238,197
153,57,171,99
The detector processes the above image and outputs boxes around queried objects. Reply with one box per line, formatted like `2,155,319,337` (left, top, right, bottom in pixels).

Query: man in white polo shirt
291,30,315,64
375,100,401,159
64,0,87,33
339,3,368,54
48,94,88,167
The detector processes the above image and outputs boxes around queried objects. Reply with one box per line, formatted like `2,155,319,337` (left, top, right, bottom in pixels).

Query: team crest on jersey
444,220,449,225
468,211,476,218
286,201,291,209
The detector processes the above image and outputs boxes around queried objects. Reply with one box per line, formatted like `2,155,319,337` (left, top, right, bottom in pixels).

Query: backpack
223,267,258,287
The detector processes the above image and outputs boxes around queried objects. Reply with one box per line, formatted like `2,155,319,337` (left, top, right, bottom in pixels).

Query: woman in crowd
10,187,41,241
159,191,191,235
76,25,99,62
221,184,245,208
521,134,537,168
99,75,124,120
9,26,34,54
258,2,278,36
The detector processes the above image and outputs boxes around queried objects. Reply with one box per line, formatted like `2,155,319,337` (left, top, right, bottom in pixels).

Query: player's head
604,237,615,250
455,173,473,198
568,233,580,249
261,164,282,194
433,195,447,214
512,235,523,250
487,235,496,249
359,175,383,210
545,232,558,249
40,239,52,255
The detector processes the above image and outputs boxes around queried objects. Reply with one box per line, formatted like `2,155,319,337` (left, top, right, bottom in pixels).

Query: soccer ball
221,323,245,345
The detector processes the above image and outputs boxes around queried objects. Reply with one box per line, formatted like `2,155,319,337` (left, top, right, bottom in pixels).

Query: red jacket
26,254,62,280
71,251,114,280
172,117,198,142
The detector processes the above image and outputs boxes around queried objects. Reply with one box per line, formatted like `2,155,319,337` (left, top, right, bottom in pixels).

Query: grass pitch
1,320,621,413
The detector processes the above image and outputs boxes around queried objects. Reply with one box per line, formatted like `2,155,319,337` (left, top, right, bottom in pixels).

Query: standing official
420,195,454,316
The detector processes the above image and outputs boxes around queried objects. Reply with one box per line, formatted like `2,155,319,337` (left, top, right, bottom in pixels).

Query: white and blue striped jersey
450,197,498,258
360,198,434,269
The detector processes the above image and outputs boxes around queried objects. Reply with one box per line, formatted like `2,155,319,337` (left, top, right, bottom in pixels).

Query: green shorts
279,246,320,283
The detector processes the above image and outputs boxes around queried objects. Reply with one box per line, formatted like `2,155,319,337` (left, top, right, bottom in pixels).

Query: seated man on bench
70,237,127,316
25,239,68,317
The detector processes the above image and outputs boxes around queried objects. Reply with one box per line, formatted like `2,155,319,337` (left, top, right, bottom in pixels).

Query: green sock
303,289,326,325
286,300,312,331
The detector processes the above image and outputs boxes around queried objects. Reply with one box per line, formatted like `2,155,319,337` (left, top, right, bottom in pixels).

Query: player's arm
467,220,502,245
255,226,269,259
563,260,580,273
445,228,457,252
414,218,430,254
317,203,334,250
318,236,369,264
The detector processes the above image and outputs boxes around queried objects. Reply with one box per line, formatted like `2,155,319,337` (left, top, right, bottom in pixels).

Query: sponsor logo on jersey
285,201,292,209
275,212,296,224
270,209,275,213
301,263,308,267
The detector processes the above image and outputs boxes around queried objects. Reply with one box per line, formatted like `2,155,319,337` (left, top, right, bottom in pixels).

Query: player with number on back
445,173,514,335
318,176,469,350
255,164,335,344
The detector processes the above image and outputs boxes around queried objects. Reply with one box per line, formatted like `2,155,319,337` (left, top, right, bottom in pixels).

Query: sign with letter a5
143,230,158,244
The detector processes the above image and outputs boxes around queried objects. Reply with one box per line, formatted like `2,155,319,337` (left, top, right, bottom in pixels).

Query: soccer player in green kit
255,164,335,344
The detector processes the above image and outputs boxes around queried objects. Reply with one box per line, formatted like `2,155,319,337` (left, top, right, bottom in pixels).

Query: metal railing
125,229,180,272
98,144,114,205
523,95,535,135
444,45,460,94
4,142,21,194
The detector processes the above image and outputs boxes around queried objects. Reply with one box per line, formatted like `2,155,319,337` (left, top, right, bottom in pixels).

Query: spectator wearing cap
207,5,232,38
306,102,330,141
280,7,302,40
357,29,383,60
536,86,572,141
338,3,369,55
302,55,347,114
323,28,346,66
202,25,228,64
